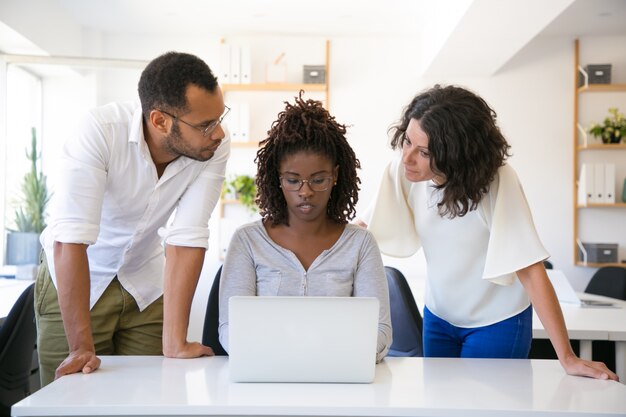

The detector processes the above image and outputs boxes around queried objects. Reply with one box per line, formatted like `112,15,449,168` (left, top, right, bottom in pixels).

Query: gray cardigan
218,220,392,362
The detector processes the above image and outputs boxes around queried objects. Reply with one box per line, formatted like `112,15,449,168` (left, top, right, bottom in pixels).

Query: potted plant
588,107,626,144
6,127,50,266
222,174,257,212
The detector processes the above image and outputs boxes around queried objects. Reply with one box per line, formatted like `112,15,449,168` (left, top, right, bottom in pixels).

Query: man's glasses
279,176,334,192
159,106,230,137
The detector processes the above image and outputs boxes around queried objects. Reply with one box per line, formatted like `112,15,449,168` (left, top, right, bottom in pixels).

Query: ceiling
54,0,429,37
1,0,625,77
50,0,626,38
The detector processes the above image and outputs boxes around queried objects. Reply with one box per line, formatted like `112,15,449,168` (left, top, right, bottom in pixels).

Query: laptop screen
228,296,379,383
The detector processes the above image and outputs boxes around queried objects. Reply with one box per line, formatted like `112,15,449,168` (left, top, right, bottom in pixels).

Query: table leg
579,340,592,360
615,341,625,383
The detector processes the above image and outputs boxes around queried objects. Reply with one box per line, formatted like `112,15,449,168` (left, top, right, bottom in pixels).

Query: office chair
384,266,423,357
584,266,626,373
0,283,37,417
201,266,228,356
543,260,553,270
584,266,626,301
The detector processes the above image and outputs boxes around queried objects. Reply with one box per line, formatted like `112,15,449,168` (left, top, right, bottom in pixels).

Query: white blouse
365,155,549,327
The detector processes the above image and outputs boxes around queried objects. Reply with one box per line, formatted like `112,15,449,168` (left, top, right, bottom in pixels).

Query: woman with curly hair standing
359,84,617,380
218,94,391,362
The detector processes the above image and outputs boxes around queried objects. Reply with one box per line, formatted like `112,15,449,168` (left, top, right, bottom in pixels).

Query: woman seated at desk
218,93,392,362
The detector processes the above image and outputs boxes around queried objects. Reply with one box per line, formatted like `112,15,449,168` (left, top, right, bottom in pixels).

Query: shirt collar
128,104,144,145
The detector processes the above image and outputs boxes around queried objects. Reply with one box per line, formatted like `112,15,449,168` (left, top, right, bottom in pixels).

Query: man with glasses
35,52,230,386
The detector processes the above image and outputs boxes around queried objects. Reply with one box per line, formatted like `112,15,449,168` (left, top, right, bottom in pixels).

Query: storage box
578,242,618,263
303,65,326,84
586,64,612,84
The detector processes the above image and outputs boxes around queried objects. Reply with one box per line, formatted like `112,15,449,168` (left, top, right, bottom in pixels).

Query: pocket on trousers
35,264,60,317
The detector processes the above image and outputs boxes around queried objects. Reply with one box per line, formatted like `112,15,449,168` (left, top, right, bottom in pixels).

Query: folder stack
219,43,251,85
578,163,616,205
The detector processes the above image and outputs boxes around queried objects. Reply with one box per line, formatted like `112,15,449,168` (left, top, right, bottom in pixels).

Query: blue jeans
423,305,532,358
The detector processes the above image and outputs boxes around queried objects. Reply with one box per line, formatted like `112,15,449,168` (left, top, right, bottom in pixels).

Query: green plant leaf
10,127,51,233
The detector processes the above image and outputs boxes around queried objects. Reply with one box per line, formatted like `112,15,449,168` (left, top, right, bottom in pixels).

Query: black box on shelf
303,65,326,84
578,242,618,263
585,64,612,84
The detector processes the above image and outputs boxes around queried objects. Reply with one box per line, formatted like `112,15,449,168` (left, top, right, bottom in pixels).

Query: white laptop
228,296,379,383
547,270,614,307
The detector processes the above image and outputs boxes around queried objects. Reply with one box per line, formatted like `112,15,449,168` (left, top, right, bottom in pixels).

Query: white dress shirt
40,102,230,310
365,155,549,327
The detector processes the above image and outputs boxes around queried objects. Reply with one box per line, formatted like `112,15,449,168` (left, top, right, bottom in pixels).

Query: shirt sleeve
353,230,393,363
48,110,108,245
218,224,258,352
159,134,231,249
481,164,550,285
363,154,421,257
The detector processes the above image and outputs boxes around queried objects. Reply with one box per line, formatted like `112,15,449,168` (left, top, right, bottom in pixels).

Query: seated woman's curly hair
255,93,361,227
389,84,511,218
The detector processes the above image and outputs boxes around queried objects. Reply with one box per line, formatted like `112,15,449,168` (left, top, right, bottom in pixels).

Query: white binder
604,163,616,203
230,45,241,84
578,163,594,206
227,104,242,142
219,43,231,84
592,163,604,203
240,45,251,84
239,103,250,142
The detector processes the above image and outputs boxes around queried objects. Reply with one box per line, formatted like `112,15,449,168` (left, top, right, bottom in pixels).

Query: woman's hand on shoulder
561,354,619,381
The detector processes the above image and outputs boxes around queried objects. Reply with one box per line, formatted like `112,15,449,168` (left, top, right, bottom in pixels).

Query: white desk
0,278,34,323
532,293,626,382
11,356,626,417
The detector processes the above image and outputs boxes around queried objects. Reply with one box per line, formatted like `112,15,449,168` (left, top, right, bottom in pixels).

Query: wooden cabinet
573,39,626,267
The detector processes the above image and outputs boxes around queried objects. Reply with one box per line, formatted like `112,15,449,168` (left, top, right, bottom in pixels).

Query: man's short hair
138,52,218,119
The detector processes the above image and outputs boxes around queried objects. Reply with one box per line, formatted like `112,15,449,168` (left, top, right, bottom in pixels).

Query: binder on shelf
240,45,251,84
230,45,241,84
239,103,250,142
227,104,242,142
578,163,594,206
592,163,604,203
604,163,615,203
219,43,231,84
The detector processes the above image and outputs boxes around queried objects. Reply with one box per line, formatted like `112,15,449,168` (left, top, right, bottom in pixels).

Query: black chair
0,283,37,417
201,266,228,356
384,266,423,357
584,266,626,373
584,266,626,301
543,260,553,270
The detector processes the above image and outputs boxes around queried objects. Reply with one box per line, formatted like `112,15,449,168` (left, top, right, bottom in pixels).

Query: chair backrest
0,283,37,416
584,266,626,301
385,266,423,357
201,266,228,356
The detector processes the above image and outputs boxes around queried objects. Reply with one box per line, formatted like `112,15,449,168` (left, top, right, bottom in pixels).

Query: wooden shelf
223,83,326,92
572,38,626,268
578,84,626,93
577,202,626,208
575,261,626,268
577,143,626,151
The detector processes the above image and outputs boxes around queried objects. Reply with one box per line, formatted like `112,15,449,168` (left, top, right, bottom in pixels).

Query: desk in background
532,293,626,382
12,356,626,417
0,278,34,324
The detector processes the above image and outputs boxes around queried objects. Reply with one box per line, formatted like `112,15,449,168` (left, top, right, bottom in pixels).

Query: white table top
12,356,626,417
532,293,626,341
0,278,34,320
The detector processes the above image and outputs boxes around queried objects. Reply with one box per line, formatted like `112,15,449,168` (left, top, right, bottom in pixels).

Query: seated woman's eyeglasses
280,176,334,192
159,106,230,137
